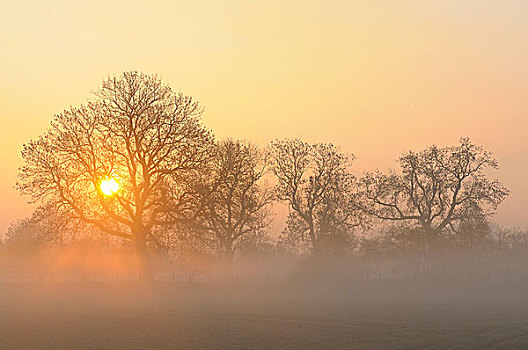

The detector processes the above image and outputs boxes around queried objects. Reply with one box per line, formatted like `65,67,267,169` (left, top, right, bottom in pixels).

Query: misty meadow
2,1,528,349
0,72,527,349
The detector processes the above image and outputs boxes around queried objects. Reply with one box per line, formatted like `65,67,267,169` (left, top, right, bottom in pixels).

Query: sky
1,0,527,234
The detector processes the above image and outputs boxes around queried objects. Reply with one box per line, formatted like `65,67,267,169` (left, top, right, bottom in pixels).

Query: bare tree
194,140,274,260
4,218,47,248
17,71,214,279
270,139,361,254
359,137,508,246
27,203,82,247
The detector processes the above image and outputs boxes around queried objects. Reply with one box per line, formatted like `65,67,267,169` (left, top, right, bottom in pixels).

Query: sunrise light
100,177,119,196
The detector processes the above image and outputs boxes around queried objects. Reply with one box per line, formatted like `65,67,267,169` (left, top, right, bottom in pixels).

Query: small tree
17,72,214,279
270,139,361,255
4,218,48,248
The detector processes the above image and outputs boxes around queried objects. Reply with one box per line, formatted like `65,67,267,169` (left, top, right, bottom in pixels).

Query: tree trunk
421,229,439,277
309,226,322,256
224,242,234,262
133,226,153,281
222,240,235,281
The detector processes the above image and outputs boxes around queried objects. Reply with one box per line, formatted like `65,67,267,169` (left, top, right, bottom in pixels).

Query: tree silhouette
194,139,274,260
17,71,213,279
359,137,508,244
270,139,361,254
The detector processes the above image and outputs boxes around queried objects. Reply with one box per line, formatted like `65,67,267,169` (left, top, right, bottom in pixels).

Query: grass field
1,280,528,349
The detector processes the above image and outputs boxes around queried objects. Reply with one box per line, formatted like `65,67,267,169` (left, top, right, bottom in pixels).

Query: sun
100,177,119,196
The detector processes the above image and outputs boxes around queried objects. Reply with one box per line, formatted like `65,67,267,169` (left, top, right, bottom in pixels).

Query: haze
1,0,527,234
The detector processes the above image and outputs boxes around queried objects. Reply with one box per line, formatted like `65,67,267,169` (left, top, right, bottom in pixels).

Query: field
1,280,528,349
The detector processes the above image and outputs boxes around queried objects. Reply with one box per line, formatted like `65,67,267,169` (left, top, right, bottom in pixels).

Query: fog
2,229,528,349
2,278,528,349
4,70,525,348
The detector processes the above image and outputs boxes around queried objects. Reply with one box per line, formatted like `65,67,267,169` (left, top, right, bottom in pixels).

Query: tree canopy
17,71,214,278
270,139,362,254
359,138,509,238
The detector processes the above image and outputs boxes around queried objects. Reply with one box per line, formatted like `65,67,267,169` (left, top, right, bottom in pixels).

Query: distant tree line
4,71,519,281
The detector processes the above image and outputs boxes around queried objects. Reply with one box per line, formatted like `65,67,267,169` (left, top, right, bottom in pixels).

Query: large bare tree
359,138,508,242
193,139,274,260
270,139,361,254
17,71,213,279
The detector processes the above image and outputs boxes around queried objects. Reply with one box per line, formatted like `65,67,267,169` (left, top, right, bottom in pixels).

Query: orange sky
1,0,527,233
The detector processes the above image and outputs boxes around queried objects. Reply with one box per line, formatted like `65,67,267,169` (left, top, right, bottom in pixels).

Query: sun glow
100,177,119,196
